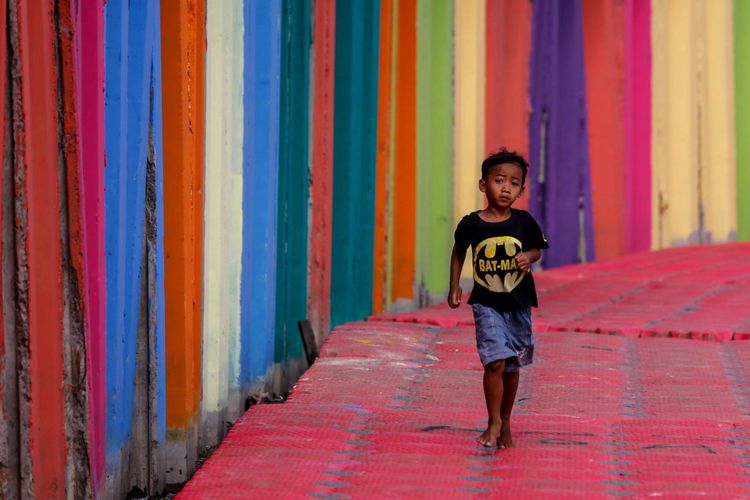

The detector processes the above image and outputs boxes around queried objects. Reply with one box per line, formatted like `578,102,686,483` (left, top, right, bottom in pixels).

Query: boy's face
479,163,525,209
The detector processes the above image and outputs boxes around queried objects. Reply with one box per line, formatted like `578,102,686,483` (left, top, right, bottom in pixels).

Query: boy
448,148,548,449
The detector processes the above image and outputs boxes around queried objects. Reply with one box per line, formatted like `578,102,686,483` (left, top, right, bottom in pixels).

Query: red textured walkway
179,244,750,498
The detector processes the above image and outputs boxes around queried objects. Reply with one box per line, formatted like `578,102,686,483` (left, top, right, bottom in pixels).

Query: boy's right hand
447,286,462,308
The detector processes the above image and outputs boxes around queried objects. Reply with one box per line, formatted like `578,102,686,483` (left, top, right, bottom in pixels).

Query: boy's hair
481,148,529,183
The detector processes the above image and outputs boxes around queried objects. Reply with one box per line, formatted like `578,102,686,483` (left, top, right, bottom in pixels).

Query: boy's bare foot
497,422,514,449
476,424,502,447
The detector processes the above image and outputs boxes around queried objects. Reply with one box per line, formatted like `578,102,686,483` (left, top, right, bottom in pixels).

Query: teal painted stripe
275,0,311,363
330,0,381,329
737,1,750,240
416,0,453,295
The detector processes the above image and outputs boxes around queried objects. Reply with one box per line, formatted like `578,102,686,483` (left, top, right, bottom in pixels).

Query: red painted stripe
485,0,532,210
372,0,392,315
582,0,627,259
390,0,417,301
14,1,68,496
308,0,335,338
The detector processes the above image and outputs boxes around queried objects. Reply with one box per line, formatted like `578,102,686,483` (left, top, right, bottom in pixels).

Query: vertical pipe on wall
485,0,532,212
624,0,651,253
416,0,453,298
10,1,68,495
455,0,485,279
307,0,335,342
738,0,750,240
373,0,392,316
160,0,205,482
241,0,282,390
582,0,626,260
331,0,381,328
390,0,417,305
276,0,311,385
202,0,244,443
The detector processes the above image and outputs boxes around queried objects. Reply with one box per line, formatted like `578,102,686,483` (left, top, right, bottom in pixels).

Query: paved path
179,243,750,498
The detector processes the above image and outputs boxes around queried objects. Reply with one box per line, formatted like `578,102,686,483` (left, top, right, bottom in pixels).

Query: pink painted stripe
77,0,106,490
624,0,651,252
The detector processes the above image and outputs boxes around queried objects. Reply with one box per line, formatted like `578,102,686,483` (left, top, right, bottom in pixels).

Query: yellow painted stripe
652,0,736,248
702,0,735,241
203,0,244,413
651,0,698,248
454,0,485,277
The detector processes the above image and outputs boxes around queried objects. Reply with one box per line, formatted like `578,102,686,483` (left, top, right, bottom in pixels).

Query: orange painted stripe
14,1,68,495
373,0,393,314
485,0,532,210
161,0,205,430
583,0,626,259
309,0,335,336
390,0,417,301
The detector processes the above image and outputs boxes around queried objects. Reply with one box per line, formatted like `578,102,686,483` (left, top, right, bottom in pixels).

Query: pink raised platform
179,244,750,498
380,243,750,341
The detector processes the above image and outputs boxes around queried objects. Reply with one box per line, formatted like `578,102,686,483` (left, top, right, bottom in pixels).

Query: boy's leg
499,371,519,448
477,359,505,447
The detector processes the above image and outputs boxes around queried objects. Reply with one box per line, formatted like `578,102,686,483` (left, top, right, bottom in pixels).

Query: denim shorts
471,303,534,372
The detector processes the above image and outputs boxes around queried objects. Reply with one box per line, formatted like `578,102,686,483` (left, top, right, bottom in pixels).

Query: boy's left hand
515,252,531,273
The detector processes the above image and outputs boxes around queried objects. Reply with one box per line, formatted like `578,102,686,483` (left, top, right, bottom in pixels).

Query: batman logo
473,236,527,293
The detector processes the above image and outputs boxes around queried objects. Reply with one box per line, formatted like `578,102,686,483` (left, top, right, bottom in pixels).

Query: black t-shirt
454,209,549,310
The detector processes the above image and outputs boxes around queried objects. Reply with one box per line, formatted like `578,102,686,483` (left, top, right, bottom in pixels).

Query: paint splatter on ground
179,244,750,498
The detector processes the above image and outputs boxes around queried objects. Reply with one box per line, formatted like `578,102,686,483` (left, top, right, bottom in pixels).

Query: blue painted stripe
149,0,167,443
241,0,282,388
104,0,154,455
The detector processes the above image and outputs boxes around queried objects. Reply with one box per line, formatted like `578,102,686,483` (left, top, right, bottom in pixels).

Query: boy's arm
448,245,466,308
515,248,541,273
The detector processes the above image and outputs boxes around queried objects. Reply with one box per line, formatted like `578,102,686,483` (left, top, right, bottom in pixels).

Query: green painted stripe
416,0,453,295
330,0,381,329
276,0,311,363
736,1,750,240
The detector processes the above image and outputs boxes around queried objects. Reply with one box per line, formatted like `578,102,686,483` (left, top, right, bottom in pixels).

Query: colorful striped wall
2,0,750,497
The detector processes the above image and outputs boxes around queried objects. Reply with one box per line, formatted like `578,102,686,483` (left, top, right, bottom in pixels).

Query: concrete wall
2,0,750,497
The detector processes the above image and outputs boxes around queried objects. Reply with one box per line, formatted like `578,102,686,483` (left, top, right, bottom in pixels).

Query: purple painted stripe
529,0,595,268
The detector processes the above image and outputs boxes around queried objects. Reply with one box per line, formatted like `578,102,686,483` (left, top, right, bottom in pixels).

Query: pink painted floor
179,243,750,498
